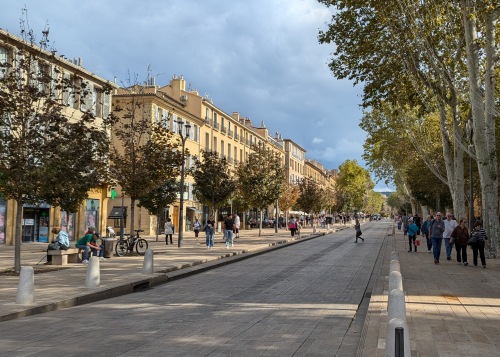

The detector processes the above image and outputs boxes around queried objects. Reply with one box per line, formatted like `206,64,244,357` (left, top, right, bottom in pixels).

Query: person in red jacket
450,218,469,266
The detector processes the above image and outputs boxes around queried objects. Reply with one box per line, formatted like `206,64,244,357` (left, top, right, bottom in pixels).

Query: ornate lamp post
466,119,474,232
177,119,191,248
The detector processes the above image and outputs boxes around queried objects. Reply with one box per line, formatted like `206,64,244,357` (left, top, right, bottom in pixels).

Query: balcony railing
221,126,227,134
214,122,219,130
234,159,239,165
205,117,211,125
228,129,233,137
228,157,234,164
235,133,239,140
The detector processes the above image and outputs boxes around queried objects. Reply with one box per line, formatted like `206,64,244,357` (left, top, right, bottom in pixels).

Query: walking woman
289,216,297,236
164,218,174,245
469,221,488,268
450,218,469,266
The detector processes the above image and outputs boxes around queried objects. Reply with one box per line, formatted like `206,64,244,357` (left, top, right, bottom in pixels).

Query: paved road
0,222,390,357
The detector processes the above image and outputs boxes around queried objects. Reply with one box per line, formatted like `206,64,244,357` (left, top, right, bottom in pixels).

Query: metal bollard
395,327,404,357
386,318,410,357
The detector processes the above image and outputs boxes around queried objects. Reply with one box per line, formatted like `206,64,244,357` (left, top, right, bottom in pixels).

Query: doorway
22,207,50,243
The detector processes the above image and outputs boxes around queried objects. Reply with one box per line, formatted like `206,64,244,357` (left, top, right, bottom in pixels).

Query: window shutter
103,92,111,118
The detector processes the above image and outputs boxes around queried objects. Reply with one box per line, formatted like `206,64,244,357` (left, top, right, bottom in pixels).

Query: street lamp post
177,119,191,248
466,119,474,233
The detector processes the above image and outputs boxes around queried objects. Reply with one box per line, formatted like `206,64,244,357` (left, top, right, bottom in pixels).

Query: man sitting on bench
45,227,70,265
75,227,102,264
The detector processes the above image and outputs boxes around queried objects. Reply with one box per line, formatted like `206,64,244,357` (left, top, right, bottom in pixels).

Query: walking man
430,212,446,264
443,212,458,261
224,213,234,248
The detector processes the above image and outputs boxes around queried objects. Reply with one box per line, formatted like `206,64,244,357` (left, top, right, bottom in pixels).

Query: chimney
232,112,240,121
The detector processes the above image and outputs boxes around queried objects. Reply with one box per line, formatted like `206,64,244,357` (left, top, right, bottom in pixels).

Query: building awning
108,206,127,219
187,207,203,214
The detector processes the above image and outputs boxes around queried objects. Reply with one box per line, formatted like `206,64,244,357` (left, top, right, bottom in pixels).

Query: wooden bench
47,248,82,265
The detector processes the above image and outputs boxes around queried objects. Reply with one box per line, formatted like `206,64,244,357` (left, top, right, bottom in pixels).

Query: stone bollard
313,225,317,233
390,259,400,273
389,271,403,292
387,289,406,321
386,318,411,357
85,256,100,288
16,266,35,304
142,249,154,274
391,251,399,261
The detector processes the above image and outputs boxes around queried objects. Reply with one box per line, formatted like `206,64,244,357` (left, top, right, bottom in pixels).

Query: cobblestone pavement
0,222,387,356
361,225,500,357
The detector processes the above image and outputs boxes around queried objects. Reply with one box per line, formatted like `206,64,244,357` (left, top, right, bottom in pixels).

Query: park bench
47,248,82,265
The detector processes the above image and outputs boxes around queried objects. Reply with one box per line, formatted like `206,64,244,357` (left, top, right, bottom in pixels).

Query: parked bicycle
115,229,148,256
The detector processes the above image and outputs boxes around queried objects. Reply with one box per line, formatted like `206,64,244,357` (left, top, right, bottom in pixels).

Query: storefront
22,203,50,243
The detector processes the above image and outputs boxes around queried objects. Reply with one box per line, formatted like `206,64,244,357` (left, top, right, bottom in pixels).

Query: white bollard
391,251,399,261
142,249,154,274
85,256,100,288
16,266,35,304
386,318,411,357
390,259,400,273
387,289,406,321
389,271,403,292
313,225,317,233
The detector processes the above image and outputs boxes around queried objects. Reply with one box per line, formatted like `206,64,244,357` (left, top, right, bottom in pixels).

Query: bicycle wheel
115,240,129,257
135,238,149,255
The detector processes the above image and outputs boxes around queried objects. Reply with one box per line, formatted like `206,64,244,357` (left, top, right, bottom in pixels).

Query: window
205,133,210,151
162,109,169,129
62,72,75,108
228,143,231,159
154,105,159,124
221,140,225,157
214,112,218,125
0,46,8,79
103,93,111,118
213,136,217,152
172,114,178,133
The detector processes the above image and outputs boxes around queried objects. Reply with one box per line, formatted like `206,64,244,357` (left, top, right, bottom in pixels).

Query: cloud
0,0,367,172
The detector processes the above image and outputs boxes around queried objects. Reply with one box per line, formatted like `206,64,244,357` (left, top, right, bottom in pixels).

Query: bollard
391,251,399,261
85,256,100,288
313,225,317,233
386,318,410,357
142,249,154,274
16,266,35,304
387,289,406,321
390,259,400,273
389,271,403,292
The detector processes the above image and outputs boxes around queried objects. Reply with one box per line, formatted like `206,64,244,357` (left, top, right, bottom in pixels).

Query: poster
0,204,6,244
85,199,99,233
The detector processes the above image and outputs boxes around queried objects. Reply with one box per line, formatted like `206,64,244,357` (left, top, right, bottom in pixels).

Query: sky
0,0,391,191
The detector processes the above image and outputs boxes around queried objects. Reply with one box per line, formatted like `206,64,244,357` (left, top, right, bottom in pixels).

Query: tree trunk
15,198,23,274
258,210,263,237
156,214,159,242
130,198,136,236
461,0,499,257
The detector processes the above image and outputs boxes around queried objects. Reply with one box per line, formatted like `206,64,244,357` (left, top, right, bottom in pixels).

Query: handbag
467,234,478,245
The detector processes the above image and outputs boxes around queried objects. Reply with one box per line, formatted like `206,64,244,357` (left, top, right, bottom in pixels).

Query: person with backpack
407,218,419,252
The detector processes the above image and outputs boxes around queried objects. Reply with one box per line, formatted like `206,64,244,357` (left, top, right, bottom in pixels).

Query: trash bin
102,238,115,258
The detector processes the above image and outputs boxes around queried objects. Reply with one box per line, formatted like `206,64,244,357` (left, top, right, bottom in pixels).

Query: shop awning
187,207,203,214
108,206,127,219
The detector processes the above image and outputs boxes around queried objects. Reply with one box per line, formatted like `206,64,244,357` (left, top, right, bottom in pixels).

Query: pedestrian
407,218,418,252
450,218,469,266
443,212,458,261
413,214,422,235
193,218,201,239
354,218,364,243
289,216,297,236
233,213,240,239
204,215,215,249
45,227,70,265
429,212,446,264
75,227,100,264
469,221,488,268
90,233,105,259
224,213,234,248
421,215,432,253
164,218,174,245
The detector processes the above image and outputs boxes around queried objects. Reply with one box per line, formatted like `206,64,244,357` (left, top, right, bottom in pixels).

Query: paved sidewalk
362,225,500,357
0,224,350,322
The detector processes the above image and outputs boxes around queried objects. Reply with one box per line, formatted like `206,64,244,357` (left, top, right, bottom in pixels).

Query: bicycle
115,229,149,256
